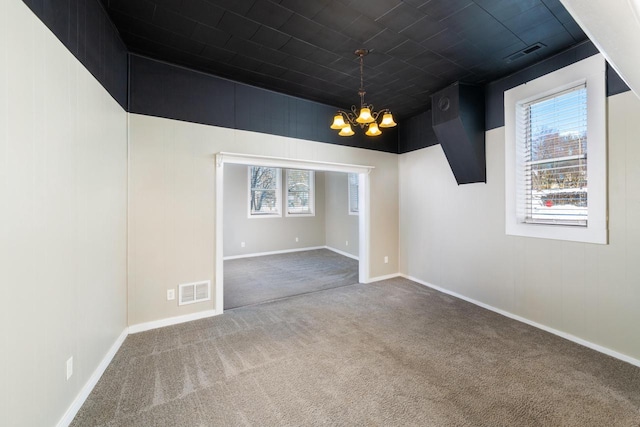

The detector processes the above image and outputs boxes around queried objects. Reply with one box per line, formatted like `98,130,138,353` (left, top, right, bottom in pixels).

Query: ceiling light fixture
331,49,397,137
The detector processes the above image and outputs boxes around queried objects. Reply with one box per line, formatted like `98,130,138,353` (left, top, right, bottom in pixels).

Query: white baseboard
57,328,128,427
223,246,326,260
400,274,640,369
365,273,401,283
324,246,359,260
128,309,219,334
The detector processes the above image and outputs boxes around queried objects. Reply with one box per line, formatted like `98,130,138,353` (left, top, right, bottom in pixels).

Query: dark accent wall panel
485,42,630,130
607,63,631,97
398,110,439,154
130,55,236,128
22,0,128,109
130,55,398,153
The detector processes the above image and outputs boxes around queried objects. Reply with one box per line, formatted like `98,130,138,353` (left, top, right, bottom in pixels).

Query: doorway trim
215,152,373,314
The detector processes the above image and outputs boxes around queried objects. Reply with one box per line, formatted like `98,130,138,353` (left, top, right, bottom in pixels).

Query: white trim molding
217,152,374,175
401,274,640,369
223,246,326,261
324,246,359,261
56,328,128,427
365,273,402,283
128,310,218,334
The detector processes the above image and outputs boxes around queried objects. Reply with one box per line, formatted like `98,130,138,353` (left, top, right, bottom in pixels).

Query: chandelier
331,49,397,137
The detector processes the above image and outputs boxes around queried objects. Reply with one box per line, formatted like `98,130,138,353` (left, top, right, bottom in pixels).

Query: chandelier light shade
338,124,355,136
330,49,397,137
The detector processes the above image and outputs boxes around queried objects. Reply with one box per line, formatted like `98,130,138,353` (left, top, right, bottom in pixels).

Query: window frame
285,169,315,217
504,54,607,244
348,173,359,216
247,166,282,218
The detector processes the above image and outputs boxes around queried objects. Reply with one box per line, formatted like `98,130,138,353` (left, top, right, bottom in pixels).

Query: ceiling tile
313,1,361,31
502,3,556,34
246,1,293,29
400,16,448,42
217,11,261,39
205,0,256,16
420,28,464,52
279,0,331,18
339,15,384,43
225,36,288,65
473,0,538,21
418,0,473,21
154,0,181,12
343,0,404,21
200,44,236,62
250,26,291,50
375,3,427,33
152,7,198,38
179,0,224,28
387,39,427,59
107,0,155,21
278,37,316,58
364,29,408,54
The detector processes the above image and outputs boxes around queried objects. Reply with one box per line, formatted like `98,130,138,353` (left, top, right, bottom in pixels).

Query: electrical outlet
346,240,349,246
384,256,389,264
295,237,299,242
167,289,175,301
66,357,73,380
241,242,245,248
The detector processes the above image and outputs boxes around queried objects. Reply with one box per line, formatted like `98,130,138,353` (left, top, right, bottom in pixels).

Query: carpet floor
223,249,358,309
72,278,640,426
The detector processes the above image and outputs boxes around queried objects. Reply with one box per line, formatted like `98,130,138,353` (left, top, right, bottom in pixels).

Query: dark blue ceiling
100,0,588,119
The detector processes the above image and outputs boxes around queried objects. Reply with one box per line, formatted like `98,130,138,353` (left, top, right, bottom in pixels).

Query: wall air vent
505,43,546,63
178,280,211,305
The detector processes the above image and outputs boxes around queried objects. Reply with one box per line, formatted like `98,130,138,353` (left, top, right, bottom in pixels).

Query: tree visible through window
249,166,280,216
287,170,314,215
523,84,587,225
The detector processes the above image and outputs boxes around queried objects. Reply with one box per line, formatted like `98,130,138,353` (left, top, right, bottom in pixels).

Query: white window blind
287,169,314,215
517,84,588,226
348,173,359,215
249,166,281,216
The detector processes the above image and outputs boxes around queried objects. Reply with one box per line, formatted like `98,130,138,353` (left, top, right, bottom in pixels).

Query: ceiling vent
505,43,546,63
178,280,210,305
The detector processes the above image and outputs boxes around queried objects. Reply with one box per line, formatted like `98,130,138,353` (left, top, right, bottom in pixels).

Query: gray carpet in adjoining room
223,248,358,309
72,278,640,427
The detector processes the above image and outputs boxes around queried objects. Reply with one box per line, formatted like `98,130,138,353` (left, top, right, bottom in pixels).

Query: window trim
285,169,315,217
504,54,607,244
247,166,282,219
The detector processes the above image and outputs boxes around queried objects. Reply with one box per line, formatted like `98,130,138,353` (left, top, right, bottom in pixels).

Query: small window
521,84,588,226
249,166,281,217
505,54,607,244
348,173,359,215
286,169,314,216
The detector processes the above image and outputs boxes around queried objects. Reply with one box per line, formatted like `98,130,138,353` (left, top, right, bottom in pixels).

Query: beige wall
399,91,640,361
0,2,128,425
223,164,326,257
325,172,359,258
128,114,399,325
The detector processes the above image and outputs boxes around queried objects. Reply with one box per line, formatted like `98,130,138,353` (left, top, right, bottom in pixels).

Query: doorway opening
215,153,373,314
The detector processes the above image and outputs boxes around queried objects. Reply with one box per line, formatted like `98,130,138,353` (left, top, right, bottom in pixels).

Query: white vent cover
178,280,211,306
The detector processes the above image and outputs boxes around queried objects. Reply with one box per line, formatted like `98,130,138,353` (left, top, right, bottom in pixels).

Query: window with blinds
518,84,588,226
286,169,314,215
348,173,359,215
249,166,281,216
